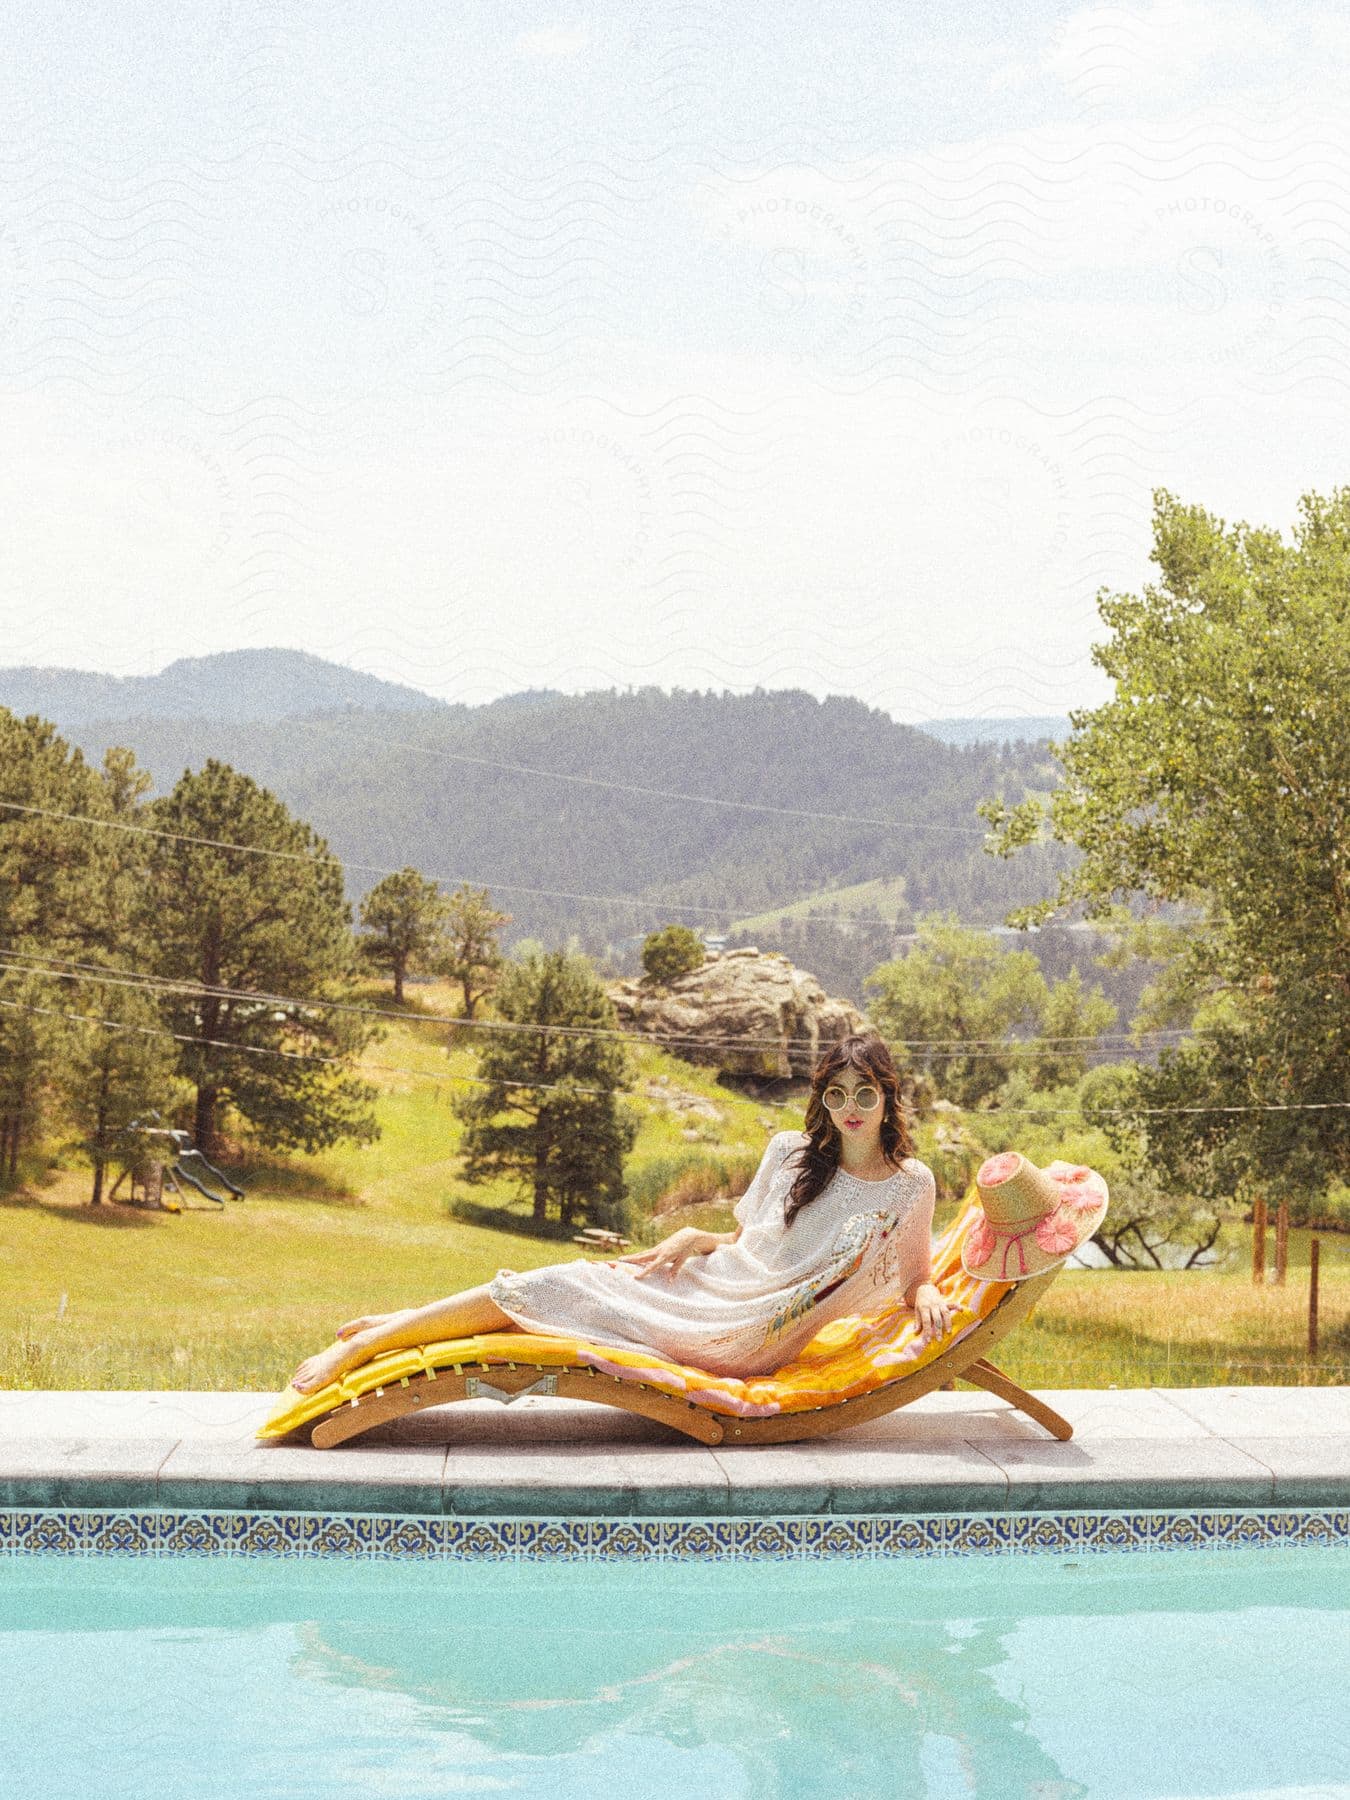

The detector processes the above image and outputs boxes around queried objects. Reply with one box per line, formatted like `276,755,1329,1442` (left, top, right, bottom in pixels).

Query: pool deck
2,1385,1348,1516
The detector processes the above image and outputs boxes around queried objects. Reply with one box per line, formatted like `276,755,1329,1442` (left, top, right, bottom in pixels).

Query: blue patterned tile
0,1506,1346,1561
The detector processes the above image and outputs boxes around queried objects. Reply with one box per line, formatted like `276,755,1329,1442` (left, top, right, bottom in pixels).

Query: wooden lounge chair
257,1187,1072,1450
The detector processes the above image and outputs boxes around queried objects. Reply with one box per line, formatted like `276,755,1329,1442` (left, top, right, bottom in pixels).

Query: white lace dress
487,1130,937,1378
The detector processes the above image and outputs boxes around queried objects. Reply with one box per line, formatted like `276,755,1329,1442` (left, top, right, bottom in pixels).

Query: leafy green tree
451,946,638,1228
1025,964,1119,1089
1085,994,1334,1222
1074,1062,1231,1265
641,923,707,985
864,911,1115,1107
358,866,450,1005
980,484,1350,1197
136,759,380,1159
430,882,511,1019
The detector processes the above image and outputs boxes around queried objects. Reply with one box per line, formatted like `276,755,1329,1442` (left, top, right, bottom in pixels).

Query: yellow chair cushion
257,1187,1012,1439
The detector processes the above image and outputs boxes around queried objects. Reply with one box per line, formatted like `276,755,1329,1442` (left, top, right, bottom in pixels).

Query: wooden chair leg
307,1364,727,1449
958,1357,1073,1440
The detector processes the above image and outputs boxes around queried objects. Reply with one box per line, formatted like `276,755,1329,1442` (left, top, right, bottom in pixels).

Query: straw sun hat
960,1151,1109,1282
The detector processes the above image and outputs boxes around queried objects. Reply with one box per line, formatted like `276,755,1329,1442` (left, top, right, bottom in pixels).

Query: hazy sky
5,1,1347,721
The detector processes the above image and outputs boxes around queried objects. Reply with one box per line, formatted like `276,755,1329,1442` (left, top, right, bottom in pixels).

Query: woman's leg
336,1312,399,1339
290,1283,517,1393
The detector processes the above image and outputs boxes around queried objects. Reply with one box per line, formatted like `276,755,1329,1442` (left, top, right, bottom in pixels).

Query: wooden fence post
1308,1237,1320,1359
1251,1195,1267,1285
1274,1201,1288,1287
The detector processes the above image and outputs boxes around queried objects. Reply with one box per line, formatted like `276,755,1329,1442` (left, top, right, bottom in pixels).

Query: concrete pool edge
2,1504,1349,1559
2,1385,1348,1518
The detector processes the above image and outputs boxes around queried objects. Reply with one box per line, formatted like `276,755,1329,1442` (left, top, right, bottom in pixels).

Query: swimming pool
3,1510,1348,1798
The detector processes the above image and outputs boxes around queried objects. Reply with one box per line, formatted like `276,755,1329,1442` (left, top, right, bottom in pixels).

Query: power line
0,995,616,1100
0,795,1002,929
1,990,1342,1120
0,946,1204,1059
947,1099,1350,1117
286,714,990,836
0,944,1194,1047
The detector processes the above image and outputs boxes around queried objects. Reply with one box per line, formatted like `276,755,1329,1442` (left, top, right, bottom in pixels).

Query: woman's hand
912,1280,954,1342
611,1227,724,1280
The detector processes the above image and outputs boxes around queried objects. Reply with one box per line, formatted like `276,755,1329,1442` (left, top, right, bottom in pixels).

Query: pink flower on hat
1035,1206,1079,1256
1047,1163,1101,1214
966,1212,996,1266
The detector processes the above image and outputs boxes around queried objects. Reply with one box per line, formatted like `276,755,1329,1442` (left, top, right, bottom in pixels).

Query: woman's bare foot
290,1331,386,1395
335,1311,400,1340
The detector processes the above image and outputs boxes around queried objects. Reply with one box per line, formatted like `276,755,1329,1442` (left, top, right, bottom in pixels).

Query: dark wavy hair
781,1033,917,1227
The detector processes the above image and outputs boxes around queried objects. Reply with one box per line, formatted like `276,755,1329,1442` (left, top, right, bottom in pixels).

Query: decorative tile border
1,1506,1347,1560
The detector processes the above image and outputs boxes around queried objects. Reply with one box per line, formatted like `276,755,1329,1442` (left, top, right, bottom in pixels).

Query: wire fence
996,1350,1350,1378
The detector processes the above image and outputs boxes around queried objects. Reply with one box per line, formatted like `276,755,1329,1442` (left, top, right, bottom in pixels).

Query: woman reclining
288,1033,952,1396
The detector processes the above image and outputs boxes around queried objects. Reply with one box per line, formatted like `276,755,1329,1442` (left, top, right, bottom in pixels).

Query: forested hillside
4,652,1091,992
50,688,1063,941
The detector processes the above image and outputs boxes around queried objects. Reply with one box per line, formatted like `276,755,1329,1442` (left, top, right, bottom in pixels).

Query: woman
287,1033,953,1394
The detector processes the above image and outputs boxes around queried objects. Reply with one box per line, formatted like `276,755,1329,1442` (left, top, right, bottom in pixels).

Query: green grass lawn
993,1240,1350,1390
0,984,802,1394
2,980,1346,1393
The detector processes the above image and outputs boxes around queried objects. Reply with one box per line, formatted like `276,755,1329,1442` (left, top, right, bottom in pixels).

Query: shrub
641,925,706,986
623,1147,762,1224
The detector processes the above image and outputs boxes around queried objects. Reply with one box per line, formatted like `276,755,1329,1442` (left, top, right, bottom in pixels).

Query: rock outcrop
606,947,869,1078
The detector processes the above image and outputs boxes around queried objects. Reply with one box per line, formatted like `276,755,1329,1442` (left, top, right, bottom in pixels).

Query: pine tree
135,759,380,1159
0,710,106,951
0,963,63,1181
357,867,451,1004
61,982,181,1203
0,709,110,1176
58,745,181,1201
641,923,705,985
451,946,637,1228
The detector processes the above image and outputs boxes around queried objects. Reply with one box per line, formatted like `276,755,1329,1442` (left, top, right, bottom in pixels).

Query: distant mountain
482,686,569,711
0,649,1077,748
0,653,1105,996
27,677,1072,961
917,715,1072,747
0,648,447,727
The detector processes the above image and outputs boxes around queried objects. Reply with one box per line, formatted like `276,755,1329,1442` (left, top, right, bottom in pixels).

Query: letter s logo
1176,245,1226,317
340,246,388,318
759,247,808,316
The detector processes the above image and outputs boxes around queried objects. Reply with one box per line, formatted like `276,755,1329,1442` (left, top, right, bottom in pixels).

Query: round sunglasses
820,1083,881,1112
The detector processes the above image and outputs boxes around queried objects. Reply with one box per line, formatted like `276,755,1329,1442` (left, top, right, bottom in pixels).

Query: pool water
2,1542,1348,1799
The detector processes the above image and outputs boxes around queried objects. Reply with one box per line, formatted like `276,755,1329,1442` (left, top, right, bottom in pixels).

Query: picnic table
572,1227,631,1251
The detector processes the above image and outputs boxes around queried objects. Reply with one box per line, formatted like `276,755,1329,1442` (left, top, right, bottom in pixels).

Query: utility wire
2,992,1342,1119
0,995,615,1100
285,715,991,836
0,944,1191,1046
0,947,1205,1058
0,796,1021,930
